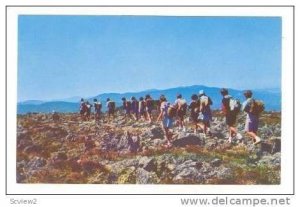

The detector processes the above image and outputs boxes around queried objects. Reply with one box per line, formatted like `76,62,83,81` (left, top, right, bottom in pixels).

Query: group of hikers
79,88,264,148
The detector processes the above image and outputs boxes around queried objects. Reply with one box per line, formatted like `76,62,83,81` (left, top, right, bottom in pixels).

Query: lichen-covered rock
210,158,222,167
117,167,136,184
136,168,160,184
16,111,281,184
172,134,204,147
138,157,156,172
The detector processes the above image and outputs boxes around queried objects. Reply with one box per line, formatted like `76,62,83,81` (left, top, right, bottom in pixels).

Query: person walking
174,94,187,131
93,98,102,123
145,94,154,123
157,95,174,148
241,90,262,145
220,88,242,143
106,98,115,121
189,94,200,134
198,90,213,137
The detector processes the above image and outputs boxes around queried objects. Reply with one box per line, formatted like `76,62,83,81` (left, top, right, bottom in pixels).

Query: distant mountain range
17,85,281,114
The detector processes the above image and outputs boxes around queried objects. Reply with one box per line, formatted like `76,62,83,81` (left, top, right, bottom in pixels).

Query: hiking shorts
245,114,259,133
226,113,237,127
162,116,173,128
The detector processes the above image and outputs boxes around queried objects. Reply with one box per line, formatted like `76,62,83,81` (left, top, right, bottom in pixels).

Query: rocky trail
17,111,281,184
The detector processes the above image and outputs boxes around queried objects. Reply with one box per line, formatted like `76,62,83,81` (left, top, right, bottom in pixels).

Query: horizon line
18,84,281,103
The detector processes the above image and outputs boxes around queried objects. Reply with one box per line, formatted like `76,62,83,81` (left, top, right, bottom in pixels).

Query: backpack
249,100,265,116
178,99,187,114
108,101,115,110
229,98,241,113
200,96,209,107
126,101,132,109
167,105,177,118
146,98,154,108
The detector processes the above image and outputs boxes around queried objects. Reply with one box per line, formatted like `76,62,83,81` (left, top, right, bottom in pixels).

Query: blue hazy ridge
17,85,281,114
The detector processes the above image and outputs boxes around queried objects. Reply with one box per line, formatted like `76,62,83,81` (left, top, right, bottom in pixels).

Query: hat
199,90,204,96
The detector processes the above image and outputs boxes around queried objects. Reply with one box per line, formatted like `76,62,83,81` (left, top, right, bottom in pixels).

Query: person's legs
246,131,261,144
180,115,185,128
245,117,261,144
162,117,173,147
146,111,151,122
205,121,211,136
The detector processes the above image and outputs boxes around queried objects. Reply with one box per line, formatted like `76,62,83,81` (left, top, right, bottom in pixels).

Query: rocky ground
17,110,281,184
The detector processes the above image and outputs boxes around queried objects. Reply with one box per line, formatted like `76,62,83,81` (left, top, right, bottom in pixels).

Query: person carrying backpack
122,97,132,119
145,94,153,123
241,90,263,145
80,98,87,121
189,94,200,134
86,101,92,120
93,98,102,122
174,94,187,131
131,96,139,121
52,110,60,123
106,98,115,121
157,95,174,148
139,97,147,120
220,88,242,143
198,90,213,137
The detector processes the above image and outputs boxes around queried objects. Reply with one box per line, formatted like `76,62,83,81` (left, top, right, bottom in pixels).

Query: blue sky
18,15,281,101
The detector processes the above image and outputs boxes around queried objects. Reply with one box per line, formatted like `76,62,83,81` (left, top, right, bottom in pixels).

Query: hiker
131,96,139,120
241,90,262,145
79,98,88,121
189,94,200,134
52,110,60,122
122,97,132,119
106,98,116,121
86,101,92,120
139,97,147,120
145,94,153,123
93,98,102,122
198,90,213,136
157,95,176,148
174,94,187,131
220,88,242,143
154,99,161,112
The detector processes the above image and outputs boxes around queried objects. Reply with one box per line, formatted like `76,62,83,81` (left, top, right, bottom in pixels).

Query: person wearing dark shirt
189,94,200,134
220,88,242,143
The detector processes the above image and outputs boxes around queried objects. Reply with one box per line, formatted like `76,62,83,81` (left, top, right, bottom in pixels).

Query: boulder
216,167,234,180
257,152,281,167
128,135,140,153
173,167,204,183
256,138,281,155
172,134,204,147
210,158,222,167
117,167,136,184
270,138,281,154
136,168,160,184
138,157,156,172
150,127,165,139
